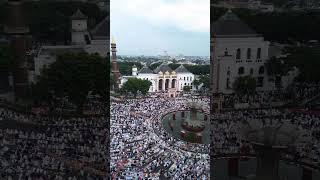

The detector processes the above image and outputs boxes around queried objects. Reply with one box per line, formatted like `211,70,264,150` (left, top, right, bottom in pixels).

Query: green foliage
121,78,152,96
265,56,291,77
183,86,191,92
150,62,162,70
116,61,142,75
233,76,257,95
168,63,180,70
198,75,210,89
33,52,107,113
281,46,320,82
184,64,210,75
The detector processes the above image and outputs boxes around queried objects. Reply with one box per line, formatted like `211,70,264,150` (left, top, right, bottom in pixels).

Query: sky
111,0,210,57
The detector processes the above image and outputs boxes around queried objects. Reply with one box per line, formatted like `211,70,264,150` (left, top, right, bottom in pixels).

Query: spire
71,9,87,20
111,36,116,44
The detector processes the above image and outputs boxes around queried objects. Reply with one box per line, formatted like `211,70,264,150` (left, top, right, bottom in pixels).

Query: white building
248,0,274,12
121,63,195,97
30,9,109,83
211,10,273,94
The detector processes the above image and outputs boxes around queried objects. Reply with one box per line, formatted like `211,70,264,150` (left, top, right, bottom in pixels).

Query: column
228,158,239,177
302,167,312,180
162,79,165,91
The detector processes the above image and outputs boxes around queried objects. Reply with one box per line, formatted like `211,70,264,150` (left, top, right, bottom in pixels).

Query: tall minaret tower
111,37,121,89
4,0,31,101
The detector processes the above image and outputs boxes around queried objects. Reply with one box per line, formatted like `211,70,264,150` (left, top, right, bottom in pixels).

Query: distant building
213,0,274,12
31,9,109,83
211,10,272,94
121,63,195,97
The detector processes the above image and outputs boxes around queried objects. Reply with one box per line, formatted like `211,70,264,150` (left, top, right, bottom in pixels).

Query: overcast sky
111,0,210,56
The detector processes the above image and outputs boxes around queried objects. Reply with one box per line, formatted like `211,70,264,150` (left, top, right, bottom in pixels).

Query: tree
121,78,151,96
265,56,290,77
281,46,320,83
33,52,107,113
198,75,210,89
183,86,191,93
192,79,201,90
233,76,257,95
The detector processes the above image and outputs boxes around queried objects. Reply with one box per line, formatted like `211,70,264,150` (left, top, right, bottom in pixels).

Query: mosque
110,40,195,97
211,10,297,94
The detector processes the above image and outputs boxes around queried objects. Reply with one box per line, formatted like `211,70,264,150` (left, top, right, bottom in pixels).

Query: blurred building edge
3,0,32,102
30,9,109,84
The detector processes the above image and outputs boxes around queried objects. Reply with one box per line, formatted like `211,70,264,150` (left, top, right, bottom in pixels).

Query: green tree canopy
233,76,257,95
183,86,191,92
121,78,152,96
281,46,320,82
33,52,107,113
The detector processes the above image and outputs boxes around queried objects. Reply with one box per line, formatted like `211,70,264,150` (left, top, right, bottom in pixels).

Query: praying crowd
110,96,210,179
210,108,320,166
0,106,108,180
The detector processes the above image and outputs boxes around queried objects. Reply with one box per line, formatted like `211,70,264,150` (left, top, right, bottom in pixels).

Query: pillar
302,167,312,180
228,158,239,177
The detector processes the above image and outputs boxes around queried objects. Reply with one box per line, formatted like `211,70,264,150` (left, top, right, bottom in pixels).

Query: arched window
236,48,241,59
257,48,261,59
238,67,245,75
247,48,251,59
226,78,230,89
259,66,264,74
250,68,254,75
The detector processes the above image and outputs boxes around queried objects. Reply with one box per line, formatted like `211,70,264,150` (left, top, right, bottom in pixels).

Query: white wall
213,36,270,93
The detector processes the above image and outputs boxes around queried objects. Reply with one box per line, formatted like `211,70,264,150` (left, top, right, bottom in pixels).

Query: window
257,77,264,87
227,70,230,76
238,67,245,75
184,77,186,80
226,78,230,89
250,68,254,75
247,48,251,59
190,77,192,81
185,83,186,85
257,48,261,59
259,66,264,74
187,77,189,81
224,48,228,56
236,48,241,59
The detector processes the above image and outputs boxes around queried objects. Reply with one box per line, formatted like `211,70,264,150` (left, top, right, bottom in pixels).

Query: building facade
211,10,272,94
31,9,109,83
121,63,195,97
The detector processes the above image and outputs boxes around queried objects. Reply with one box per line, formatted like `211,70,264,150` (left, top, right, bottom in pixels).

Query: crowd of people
222,82,320,109
210,108,320,166
0,106,108,180
110,96,210,179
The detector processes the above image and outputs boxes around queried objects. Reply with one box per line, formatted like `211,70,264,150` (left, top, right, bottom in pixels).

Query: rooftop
212,10,259,37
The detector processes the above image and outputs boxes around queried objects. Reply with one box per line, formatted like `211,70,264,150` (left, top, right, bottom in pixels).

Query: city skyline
111,0,210,56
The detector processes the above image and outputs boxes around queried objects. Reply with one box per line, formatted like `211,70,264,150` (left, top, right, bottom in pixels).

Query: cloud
111,0,209,33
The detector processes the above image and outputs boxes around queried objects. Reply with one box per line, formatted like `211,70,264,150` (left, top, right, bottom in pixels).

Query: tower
4,0,31,101
71,9,89,45
111,38,121,89
132,65,138,76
